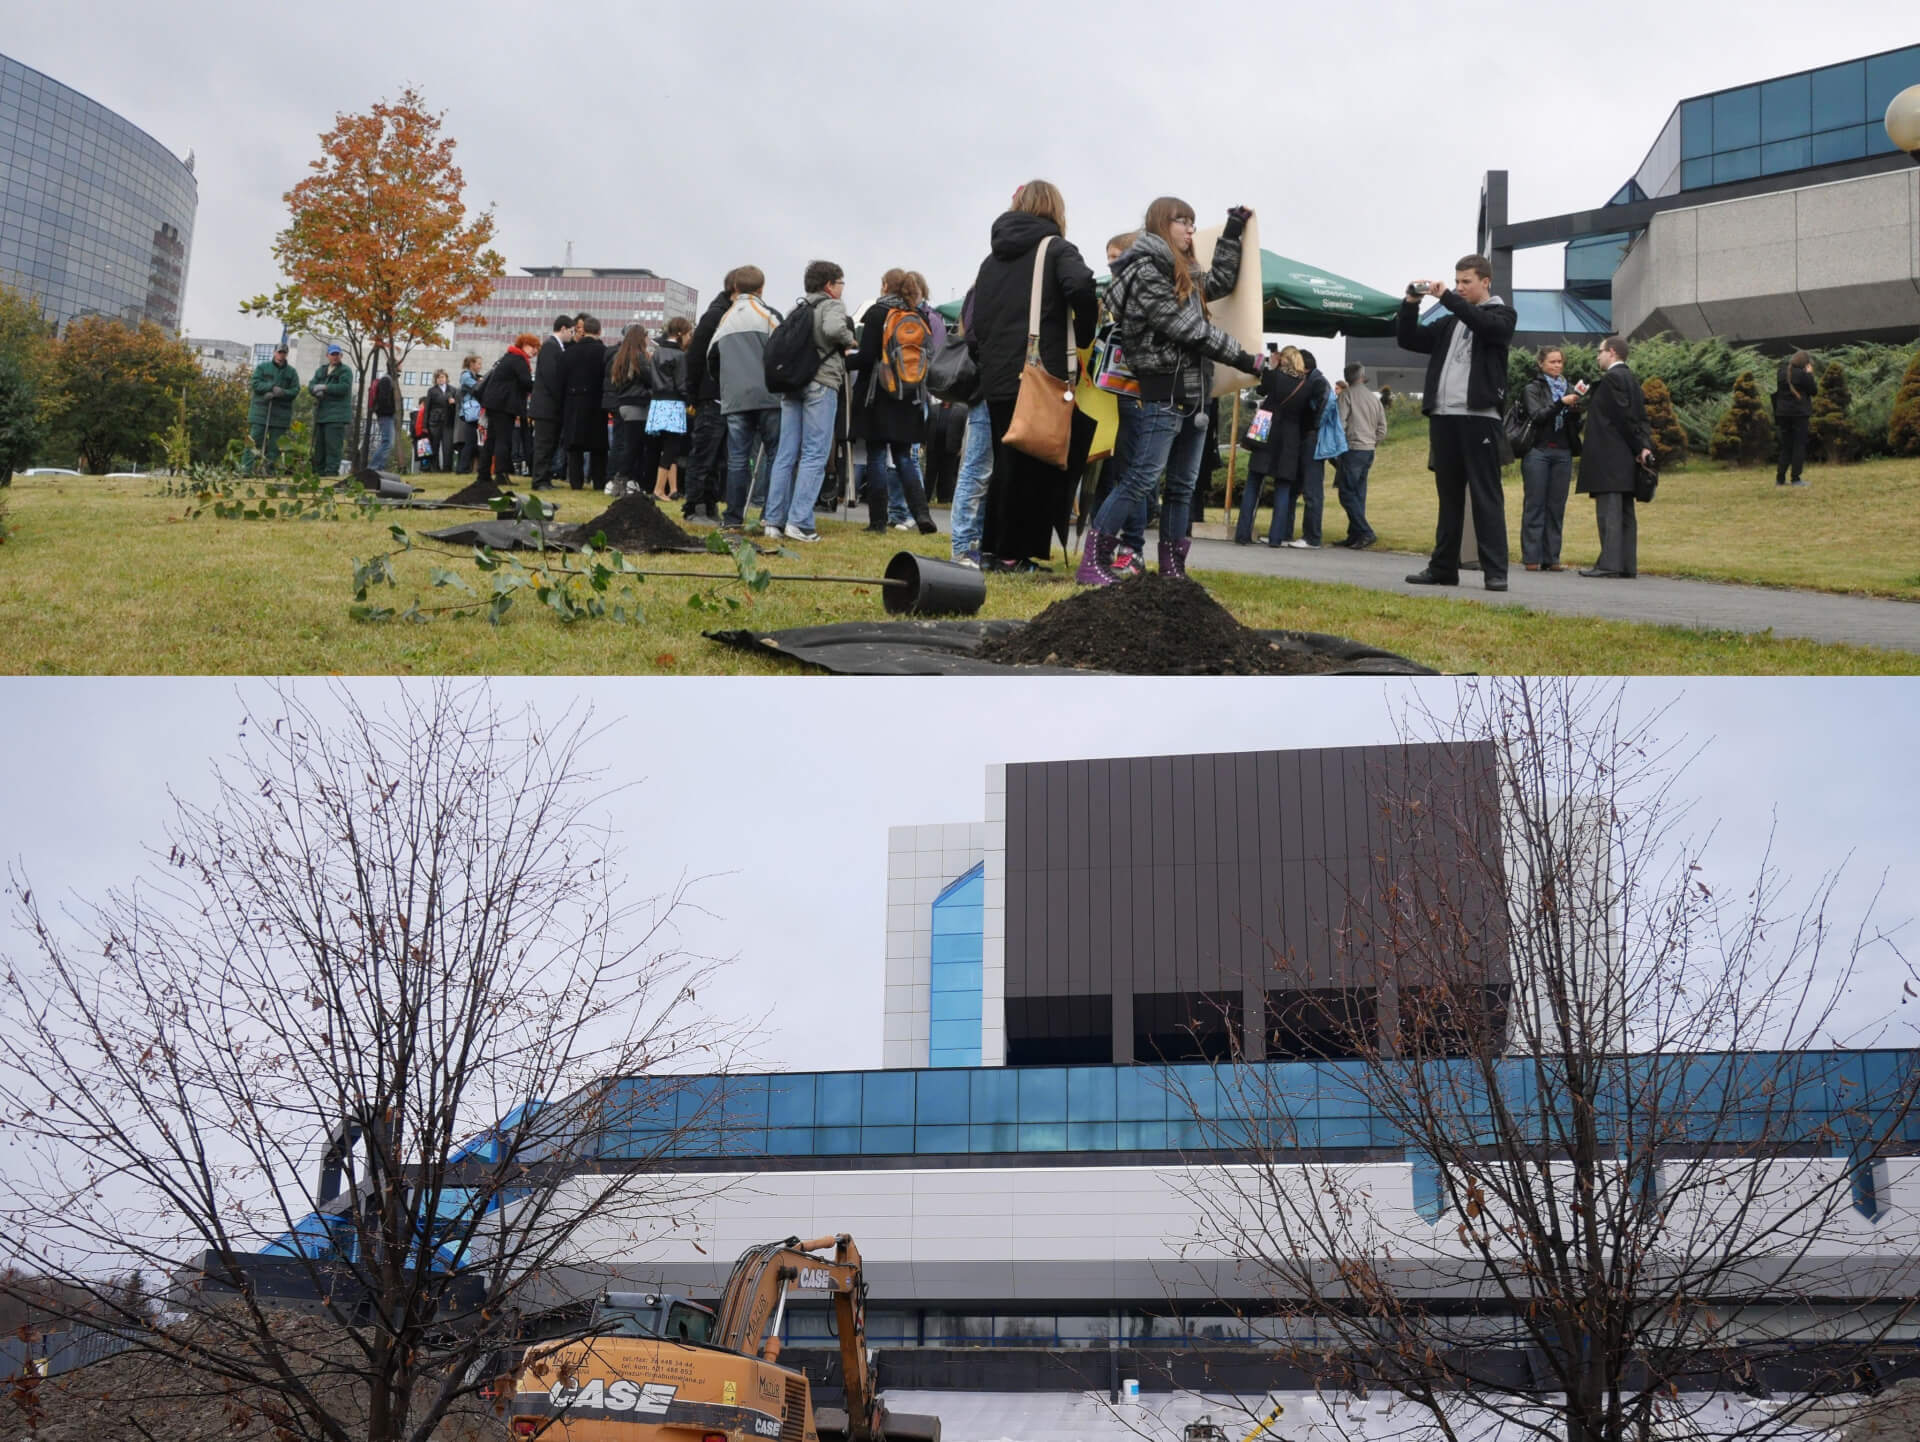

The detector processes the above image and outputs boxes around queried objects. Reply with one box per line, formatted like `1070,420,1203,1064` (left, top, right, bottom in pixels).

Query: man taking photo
1394,255,1517,592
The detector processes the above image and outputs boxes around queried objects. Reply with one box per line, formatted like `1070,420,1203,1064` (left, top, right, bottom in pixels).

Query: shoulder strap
1027,236,1052,342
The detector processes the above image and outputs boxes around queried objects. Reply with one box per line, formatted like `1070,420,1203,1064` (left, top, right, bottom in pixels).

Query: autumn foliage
247,89,504,462
44,317,198,474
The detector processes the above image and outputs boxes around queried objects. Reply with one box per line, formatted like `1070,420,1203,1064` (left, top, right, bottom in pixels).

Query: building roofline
0,50,198,190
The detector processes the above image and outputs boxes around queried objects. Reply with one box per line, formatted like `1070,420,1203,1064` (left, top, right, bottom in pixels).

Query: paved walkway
893,506,1920,655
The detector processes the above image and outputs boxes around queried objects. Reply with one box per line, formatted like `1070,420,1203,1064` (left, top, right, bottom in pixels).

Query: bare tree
1174,678,1918,1442
0,681,739,1442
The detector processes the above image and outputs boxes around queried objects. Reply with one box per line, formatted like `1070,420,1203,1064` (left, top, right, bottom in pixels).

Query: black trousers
566,447,608,489
477,410,517,484
685,404,728,514
1775,414,1809,482
530,416,563,486
1427,415,1508,584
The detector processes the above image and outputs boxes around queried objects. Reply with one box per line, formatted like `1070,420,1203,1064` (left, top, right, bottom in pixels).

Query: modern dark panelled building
0,53,198,333
883,741,1509,1072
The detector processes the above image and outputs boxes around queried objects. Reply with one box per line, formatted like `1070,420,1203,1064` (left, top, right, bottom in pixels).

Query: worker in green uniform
246,342,300,474
308,343,354,478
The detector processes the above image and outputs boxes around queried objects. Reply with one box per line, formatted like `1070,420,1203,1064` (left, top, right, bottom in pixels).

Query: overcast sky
2,0,1916,365
4,678,1916,1074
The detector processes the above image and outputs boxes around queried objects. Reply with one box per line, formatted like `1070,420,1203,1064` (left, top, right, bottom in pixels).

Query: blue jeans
1091,398,1208,547
763,383,837,532
883,453,909,525
1274,456,1328,546
723,409,781,527
370,414,394,470
950,403,993,558
1336,448,1376,543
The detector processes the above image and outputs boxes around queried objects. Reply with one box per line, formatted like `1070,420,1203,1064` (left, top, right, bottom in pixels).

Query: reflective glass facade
1658,45,1920,195
594,1050,1919,1162
929,864,984,1067
0,54,197,332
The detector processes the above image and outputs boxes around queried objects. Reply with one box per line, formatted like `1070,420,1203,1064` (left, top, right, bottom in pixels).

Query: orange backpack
877,305,931,400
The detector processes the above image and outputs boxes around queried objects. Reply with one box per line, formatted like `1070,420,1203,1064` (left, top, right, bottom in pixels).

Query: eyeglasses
1171,217,1196,228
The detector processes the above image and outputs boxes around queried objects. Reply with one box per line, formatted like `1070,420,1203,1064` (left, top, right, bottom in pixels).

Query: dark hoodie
965,211,1097,404
686,288,734,404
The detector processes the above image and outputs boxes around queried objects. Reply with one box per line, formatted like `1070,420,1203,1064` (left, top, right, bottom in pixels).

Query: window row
1676,48,1920,176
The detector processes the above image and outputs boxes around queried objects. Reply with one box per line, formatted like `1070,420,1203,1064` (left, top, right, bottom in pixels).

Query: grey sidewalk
905,506,1920,655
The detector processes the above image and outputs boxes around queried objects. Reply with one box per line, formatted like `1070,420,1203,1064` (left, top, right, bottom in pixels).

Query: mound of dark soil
977,572,1344,675
441,476,505,507
571,492,700,552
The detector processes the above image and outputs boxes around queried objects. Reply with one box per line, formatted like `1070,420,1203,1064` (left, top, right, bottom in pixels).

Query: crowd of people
245,180,1666,588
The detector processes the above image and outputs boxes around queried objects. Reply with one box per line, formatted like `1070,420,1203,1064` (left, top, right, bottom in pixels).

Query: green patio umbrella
935,297,964,324
1087,250,1401,339
1257,250,1401,339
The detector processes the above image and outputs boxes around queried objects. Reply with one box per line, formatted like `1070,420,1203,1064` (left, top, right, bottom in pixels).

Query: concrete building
0,52,197,334
185,337,256,376
264,739,1920,1407
1352,43,1920,392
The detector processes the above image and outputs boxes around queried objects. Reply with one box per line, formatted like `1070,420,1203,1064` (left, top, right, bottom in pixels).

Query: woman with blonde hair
1236,346,1314,546
1076,196,1261,583
964,179,1099,571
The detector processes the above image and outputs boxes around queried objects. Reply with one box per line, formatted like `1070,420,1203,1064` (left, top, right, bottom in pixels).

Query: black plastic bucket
884,550,987,617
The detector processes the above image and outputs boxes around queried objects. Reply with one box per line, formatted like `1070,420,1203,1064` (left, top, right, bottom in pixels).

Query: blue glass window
861,1125,914,1154
1018,1123,1068,1151
862,1072,915,1126
1712,87,1760,151
916,1069,971,1125
971,1067,1018,1124
1412,1159,1446,1223
1680,96,1714,158
817,1073,862,1128
1760,74,1810,143
1068,1066,1117,1121
929,865,985,1067
1762,138,1811,175
1681,158,1715,190
1812,61,1865,133
915,1124,968,1151
1018,1067,1068,1123
1866,47,1920,125
768,1074,815,1127
1714,147,1762,185
1117,1066,1169,1121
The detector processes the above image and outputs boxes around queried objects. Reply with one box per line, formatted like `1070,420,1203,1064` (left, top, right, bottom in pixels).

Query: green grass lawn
0,471,1912,676
1226,425,1920,601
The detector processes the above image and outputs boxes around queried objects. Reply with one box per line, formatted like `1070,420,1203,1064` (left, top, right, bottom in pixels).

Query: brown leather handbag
1002,236,1077,470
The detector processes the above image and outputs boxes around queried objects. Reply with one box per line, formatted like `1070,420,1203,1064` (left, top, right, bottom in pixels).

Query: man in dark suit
1576,335,1655,579
560,313,609,492
1394,254,1518,592
526,314,576,490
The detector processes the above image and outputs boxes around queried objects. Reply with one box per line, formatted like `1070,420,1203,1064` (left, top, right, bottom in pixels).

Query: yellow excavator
508,1234,939,1442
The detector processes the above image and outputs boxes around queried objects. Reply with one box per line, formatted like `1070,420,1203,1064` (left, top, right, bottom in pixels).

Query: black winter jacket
604,347,653,414
480,349,533,416
1522,375,1584,455
1246,369,1313,481
686,292,732,404
1396,290,1518,416
1108,226,1260,407
1773,360,1816,419
1577,364,1653,497
966,211,1097,404
561,336,609,450
650,340,689,402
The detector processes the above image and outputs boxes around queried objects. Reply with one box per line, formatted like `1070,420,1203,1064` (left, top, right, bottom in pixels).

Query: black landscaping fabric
422,519,585,552
707,578,1437,676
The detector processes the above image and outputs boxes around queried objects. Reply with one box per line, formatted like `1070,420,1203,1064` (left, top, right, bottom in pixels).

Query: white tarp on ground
882,1389,1845,1442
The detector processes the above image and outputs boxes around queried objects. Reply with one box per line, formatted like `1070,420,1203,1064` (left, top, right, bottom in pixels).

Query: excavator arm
711,1235,881,1442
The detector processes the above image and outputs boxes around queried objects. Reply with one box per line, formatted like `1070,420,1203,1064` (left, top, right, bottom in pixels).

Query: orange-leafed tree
244,88,503,467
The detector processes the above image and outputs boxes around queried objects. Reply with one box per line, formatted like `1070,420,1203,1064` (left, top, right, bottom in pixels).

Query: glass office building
0,53,198,333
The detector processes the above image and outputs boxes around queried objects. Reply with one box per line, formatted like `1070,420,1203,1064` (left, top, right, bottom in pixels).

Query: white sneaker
624,481,645,497
1284,538,1310,549
763,525,782,539
603,480,620,496
891,521,916,532
783,524,822,544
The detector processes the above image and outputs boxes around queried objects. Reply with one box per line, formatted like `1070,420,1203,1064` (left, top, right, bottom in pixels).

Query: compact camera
1407,281,1430,299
